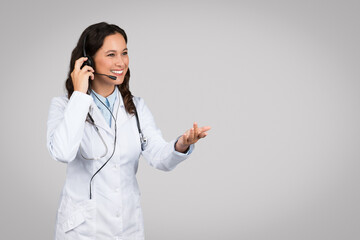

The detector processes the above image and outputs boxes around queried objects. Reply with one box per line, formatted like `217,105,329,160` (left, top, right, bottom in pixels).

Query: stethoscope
82,89,147,199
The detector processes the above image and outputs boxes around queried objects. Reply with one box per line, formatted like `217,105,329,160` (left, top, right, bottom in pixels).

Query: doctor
47,22,210,239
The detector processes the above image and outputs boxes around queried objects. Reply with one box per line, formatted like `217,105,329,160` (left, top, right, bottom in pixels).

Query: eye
107,53,115,57
122,51,128,56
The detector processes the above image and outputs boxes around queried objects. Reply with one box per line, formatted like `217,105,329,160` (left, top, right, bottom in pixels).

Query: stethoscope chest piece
140,133,147,151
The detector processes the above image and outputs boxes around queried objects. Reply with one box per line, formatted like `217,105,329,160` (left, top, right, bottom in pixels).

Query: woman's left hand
175,122,211,153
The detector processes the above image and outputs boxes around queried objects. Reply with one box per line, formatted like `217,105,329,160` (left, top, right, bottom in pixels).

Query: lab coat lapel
88,90,130,137
111,91,130,131
89,101,113,136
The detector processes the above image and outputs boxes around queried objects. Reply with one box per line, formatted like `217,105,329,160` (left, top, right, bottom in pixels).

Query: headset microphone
94,73,117,80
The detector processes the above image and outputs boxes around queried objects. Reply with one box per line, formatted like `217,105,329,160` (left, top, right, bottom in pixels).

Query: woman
47,22,210,239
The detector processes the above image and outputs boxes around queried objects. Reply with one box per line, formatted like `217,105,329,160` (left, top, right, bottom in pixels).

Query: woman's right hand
70,57,94,93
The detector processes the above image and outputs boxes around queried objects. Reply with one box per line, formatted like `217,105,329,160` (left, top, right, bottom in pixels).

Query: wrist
175,141,189,153
74,87,88,94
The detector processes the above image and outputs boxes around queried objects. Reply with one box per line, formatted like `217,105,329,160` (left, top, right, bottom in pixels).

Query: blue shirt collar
90,87,120,110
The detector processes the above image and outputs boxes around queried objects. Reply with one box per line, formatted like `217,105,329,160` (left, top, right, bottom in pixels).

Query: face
93,33,129,87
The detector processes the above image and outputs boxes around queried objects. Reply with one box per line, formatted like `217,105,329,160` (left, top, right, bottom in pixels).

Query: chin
116,78,125,84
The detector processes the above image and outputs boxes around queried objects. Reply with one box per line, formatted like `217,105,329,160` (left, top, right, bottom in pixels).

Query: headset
82,35,117,80
82,34,147,199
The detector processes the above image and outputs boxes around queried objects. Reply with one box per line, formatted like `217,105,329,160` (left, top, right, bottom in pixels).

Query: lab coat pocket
79,123,96,161
62,210,85,233
56,195,96,239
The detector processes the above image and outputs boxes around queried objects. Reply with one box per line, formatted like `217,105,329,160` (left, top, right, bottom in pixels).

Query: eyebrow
105,48,128,53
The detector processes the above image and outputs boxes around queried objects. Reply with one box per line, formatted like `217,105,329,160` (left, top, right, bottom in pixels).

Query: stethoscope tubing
83,89,147,199
81,121,109,160
87,90,119,199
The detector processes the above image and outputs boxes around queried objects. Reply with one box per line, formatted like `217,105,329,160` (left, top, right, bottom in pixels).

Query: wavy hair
65,22,135,114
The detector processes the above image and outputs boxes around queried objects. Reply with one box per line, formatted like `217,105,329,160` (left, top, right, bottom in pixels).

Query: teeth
111,70,123,74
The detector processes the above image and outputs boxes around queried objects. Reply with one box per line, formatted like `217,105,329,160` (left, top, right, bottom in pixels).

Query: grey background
1,0,359,239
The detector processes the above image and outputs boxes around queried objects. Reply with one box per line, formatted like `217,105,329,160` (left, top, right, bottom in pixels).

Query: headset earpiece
83,55,94,68
82,34,94,69
82,34,115,81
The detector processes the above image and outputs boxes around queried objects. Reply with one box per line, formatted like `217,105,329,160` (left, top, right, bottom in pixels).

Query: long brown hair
65,22,135,114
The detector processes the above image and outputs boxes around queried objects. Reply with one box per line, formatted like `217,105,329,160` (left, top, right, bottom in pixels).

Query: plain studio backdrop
0,0,359,239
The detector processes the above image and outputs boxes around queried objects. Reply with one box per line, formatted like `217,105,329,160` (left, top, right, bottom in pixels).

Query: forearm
47,91,92,162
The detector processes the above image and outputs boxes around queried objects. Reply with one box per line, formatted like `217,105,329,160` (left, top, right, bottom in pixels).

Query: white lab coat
47,91,193,240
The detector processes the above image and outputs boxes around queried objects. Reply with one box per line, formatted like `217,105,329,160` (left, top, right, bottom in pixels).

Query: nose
115,55,125,67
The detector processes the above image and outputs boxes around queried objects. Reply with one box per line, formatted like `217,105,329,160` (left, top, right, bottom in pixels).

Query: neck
91,82,116,98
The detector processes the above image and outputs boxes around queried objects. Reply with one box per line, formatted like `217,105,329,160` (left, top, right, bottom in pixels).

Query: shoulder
132,95,145,109
132,95,154,118
50,95,68,109
50,91,92,109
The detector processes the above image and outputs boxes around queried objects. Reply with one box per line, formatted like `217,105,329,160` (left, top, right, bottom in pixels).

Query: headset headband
83,35,88,57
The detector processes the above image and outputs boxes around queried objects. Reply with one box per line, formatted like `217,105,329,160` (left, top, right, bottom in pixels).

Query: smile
111,70,123,74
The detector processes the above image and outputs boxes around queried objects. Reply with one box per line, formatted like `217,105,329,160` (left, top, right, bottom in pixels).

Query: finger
80,65,94,73
83,70,95,80
193,122,198,131
74,57,88,71
189,128,195,143
193,122,200,138
185,132,191,144
182,130,190,144
198,126,211,133
198,132,208,138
